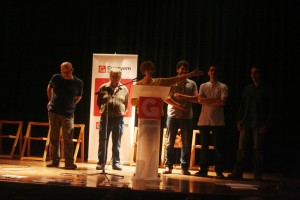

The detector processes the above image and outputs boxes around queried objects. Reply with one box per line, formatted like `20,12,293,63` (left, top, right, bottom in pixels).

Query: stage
0,159,299,200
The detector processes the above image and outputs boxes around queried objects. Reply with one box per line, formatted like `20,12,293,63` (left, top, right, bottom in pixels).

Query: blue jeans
48,111,74,164
164,117,193,169
98,116,124,166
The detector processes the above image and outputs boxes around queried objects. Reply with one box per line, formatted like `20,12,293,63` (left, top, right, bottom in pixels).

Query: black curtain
1,0,297,176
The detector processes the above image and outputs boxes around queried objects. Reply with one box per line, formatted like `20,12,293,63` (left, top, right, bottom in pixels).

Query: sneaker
65,163,77,170
194,171,208,177
46,162,59,168
112,164,122,170
96,164,104,170
216,172,225,178
181,169,191,175
227,173,243,179
163,167,173,174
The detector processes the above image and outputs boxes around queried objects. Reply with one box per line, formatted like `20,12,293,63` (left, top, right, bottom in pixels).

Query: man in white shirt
195,65,228,178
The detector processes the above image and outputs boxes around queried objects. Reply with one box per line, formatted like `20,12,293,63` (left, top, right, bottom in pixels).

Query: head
207,65,219,80
250,66,263,85
60,62,73,79
139,60,155,76
109,68,122,87
176,60,190,75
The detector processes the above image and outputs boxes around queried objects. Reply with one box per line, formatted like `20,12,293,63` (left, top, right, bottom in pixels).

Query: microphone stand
98,77,138,181
99,93,124,181
119,77,138,87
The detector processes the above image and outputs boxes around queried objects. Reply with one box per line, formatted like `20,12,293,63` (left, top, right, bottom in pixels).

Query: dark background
1,1,298,176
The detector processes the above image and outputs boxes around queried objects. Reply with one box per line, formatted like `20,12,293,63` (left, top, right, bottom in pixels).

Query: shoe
194,171,208,177
254,174,263,181
112,164,122,170
96,164,104,170
65,163,77,170
46,162,59,168
227,173,243,179
216,172,225,178
181,169,191,175
163,167,173,174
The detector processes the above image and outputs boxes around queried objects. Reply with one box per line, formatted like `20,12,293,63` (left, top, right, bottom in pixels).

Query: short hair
109,68,122,77
251,65,263,72
61,62,73,70
207,65,221,78
176,60,190,70
139,60,155,74
207,64,218,71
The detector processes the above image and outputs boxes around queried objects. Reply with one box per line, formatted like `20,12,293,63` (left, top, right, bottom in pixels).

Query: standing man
96,68,129,171
195,65,228,178
163,60,198,175
228,66,272,181
47,61,83,170
131,60,203,179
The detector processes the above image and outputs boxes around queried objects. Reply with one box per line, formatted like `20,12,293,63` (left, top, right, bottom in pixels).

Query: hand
191,68,204,76
237,121,243,132
177,104,188,112
174,93,183,99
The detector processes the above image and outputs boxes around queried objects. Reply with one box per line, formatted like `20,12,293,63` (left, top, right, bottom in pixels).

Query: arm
172,80,199,103
47,84,53,109
75,96,82,104
164,97,187,111
198,96,227,106
47,84,52,101
259,85,273,134
124,89,129,113
155,69,204,86
131,98,139,106
75,80,83,104
198,83,228,106
173,93,199,103
96,86,107,112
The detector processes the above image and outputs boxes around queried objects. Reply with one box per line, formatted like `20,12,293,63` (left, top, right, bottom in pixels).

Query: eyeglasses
61,70,72,75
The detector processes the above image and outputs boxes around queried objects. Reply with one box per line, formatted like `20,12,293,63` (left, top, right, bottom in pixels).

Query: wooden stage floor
0,159,299,200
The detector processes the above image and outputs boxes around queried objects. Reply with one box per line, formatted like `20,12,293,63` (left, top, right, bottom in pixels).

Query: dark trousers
198,125,225,173
234,127,265,175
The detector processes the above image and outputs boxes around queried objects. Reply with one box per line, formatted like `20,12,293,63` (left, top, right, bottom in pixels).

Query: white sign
88,54,138,164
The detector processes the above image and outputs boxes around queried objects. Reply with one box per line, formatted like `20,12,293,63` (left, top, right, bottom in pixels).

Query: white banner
88,54,138,164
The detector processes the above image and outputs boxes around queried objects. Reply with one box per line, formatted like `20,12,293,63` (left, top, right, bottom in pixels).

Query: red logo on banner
138,97,162,119
98,65,106,73
96,122,100,129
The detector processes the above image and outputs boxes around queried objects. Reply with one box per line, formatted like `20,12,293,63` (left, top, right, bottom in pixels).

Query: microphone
119,76,139,87
131,76,140,82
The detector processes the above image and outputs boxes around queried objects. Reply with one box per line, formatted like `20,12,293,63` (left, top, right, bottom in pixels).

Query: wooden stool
20,121,50,161
189,130,215,170
0,120,23,159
